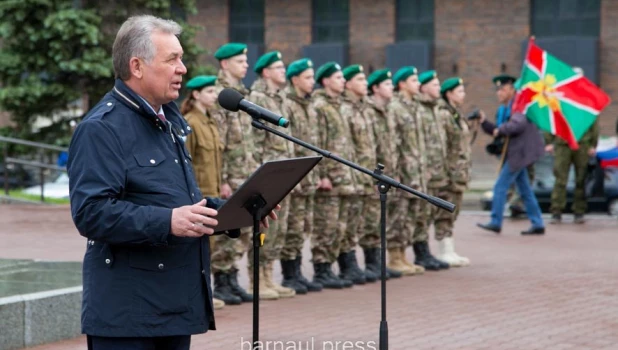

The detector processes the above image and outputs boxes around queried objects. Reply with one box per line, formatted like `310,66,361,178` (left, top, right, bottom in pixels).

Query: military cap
492,74,516,87
315,61,342,83
342,64,364,81
392,66,418,87
367,69,392,88
286,58,314,80
440,77,463,94
419,70,438,85
214,43,248,60
186,75,217,90
254,51,283,74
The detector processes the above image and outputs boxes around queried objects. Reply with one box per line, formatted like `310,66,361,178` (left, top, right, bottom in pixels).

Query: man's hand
479,110,487,123
588,147,597,157
545,144,554,154
260,204,281,229
171,199,218,237
492,128,500,137
317,178,333,191
220,184,232,199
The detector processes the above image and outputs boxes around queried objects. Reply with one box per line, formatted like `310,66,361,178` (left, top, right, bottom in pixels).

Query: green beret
492,74,516,87
367,69,392,88
315,61,342,84
342,64,364,81
419,70,438,85
214,43,248,60
254,51,283,74
440,77,463,94
286,58,314,80
186,75,217,90
392,66,418,87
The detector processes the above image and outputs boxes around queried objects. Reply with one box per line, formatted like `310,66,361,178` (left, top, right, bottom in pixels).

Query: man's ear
220,59,228,71
129,57,143,79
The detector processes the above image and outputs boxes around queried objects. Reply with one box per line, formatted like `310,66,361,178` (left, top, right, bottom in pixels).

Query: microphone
218,88,290,128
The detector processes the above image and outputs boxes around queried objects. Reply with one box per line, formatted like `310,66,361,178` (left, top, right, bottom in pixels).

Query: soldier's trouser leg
359,194,381,249
305,195,315,239
248,196,290,268
311,195,341,264
341,195,363,253
550,146,573,214
425,187,444,238
336,196,352,258
572,147,590,215
211,234,241,273
412,199,430,243
433,188,456,241
281,195,308,261
387,196,409,249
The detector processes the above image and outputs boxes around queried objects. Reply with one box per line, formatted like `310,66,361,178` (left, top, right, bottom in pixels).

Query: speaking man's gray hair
112,15,183,80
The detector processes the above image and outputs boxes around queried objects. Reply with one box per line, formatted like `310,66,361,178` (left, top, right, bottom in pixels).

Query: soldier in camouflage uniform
336,64,371,285
546,67,599,224
364,68,413,277
412,70,450,271
435,77,472,267
210,43,254,305
247,51,295,300
309,62,354,289
280,58,323,294
387,66,427,275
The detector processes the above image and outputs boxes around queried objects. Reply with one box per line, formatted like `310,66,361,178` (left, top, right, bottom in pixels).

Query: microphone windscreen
217,88,243,112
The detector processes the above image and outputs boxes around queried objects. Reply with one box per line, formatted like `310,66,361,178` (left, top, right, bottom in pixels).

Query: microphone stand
249,118,455,350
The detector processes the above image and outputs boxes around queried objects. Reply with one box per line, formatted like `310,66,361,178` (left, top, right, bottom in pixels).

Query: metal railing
0,136,68,204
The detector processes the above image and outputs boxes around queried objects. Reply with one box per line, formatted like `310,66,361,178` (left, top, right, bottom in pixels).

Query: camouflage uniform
389,93,426,246
281,85,319,261
310,89,357,264
211,70,256,274
247,78,294,266
548,120,599,215
435,99,472,240
414,94,448,243
339,91,366,253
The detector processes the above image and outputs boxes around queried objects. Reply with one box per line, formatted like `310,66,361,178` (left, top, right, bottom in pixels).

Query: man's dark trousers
87,335,190,350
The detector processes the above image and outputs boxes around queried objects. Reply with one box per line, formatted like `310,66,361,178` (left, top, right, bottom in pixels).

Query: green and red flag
512,37,611,150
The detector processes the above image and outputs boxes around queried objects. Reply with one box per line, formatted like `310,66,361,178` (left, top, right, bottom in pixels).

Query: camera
466,108,482,120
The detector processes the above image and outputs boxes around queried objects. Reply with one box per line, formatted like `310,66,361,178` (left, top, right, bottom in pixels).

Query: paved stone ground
2,203,618,350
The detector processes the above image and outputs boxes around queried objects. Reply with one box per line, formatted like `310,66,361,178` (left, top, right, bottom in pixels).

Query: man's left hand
493,128,500,137
260,204,281,229
588,147,597,157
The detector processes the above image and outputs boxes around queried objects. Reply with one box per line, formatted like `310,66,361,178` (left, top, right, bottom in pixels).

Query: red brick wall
190,0,229,67
265,0,312,62
349,0,395,72
435,0,530,168
600,0,618,136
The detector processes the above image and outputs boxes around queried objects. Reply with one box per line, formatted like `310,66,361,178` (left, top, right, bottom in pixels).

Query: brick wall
349,0,395,72
190,0,229,67
600,0,618,136
265,0,311,61
435,0,530,169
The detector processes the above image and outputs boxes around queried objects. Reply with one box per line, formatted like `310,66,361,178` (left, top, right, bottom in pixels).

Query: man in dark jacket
68,15,276,350
476,111,546,235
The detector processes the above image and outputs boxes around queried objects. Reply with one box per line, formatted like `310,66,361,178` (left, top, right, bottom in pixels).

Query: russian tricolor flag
596,136,618,169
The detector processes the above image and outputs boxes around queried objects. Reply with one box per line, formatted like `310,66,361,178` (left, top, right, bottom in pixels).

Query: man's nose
178,60,187,74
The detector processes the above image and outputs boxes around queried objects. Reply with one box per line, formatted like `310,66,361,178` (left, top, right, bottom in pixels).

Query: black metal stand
242,194,268,349
249,118,456,349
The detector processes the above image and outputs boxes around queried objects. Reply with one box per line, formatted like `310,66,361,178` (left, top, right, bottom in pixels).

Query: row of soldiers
183,42,475,309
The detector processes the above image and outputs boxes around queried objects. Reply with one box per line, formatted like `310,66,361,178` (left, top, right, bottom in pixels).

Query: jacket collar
111,79,191,136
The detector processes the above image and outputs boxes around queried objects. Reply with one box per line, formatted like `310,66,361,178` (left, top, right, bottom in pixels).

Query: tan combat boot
248,266,279,300
387,248,417,275
264,262,295,298
399,247,425,274
213,297,225,310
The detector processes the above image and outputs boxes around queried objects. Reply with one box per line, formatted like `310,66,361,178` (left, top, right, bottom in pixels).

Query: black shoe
422,241,449,270
477,222,501,234
281,259,307,294
364,267,378,283
227,270,253,302
412,242,441,271
550,214,561,224
295,256,322,292
213,272,242,305
521,227,545,235
364,247,395,279
337,251,366,285
574,214,585,224
327,262,353,288
312,263,344,289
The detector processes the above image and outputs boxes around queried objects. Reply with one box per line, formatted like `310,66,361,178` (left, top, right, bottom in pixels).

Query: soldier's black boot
337,251,366,285
550,213,562,224
295,256,322,292
326,262,353,288
227,270,253,302
281,259,307,294
412,242,441,271
364,248,390,280
213,272,242,305
313,263,344,289
424,243,450,270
